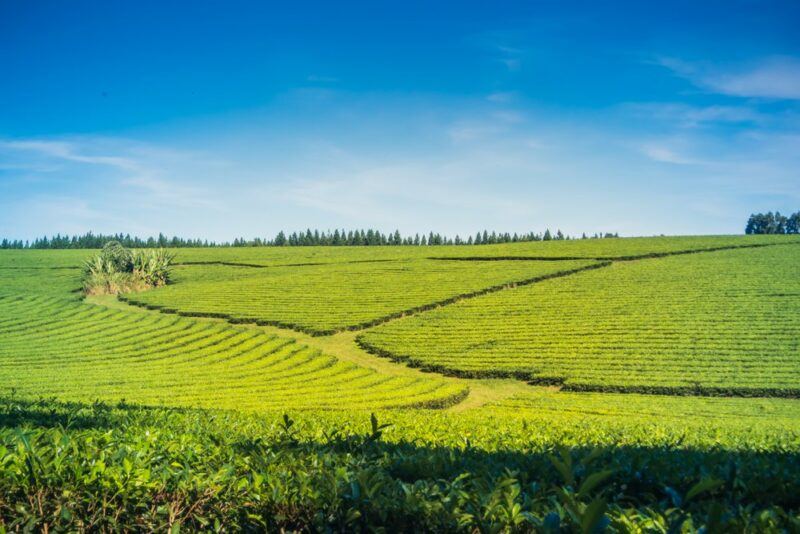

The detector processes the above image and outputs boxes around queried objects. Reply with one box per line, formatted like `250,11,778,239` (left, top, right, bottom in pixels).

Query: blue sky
1,0,799,240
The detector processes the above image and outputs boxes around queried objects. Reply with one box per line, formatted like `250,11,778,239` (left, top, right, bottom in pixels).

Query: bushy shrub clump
83,241,174,295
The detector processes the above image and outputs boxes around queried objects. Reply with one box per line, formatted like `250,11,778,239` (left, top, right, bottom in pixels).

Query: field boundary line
175,258,399,269
560,383,800,398
120,261,611,336
426,240,800,262
355,337,800,399
355,335,535,380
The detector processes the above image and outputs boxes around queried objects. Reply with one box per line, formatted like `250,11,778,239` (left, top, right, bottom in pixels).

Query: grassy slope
120,259,597,333
0,257,469,410
2,236,800,529
360,245,800,394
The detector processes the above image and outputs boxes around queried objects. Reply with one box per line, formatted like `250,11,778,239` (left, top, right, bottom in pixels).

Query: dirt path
85,294,535,411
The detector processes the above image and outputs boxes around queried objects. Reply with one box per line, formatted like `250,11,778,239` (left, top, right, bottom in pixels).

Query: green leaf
580,497,607,534
685,478,724,503
578,470,614,499
548,453,574,486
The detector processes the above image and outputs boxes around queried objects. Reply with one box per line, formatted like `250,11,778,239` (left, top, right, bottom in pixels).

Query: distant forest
745,211,800,234
0,229,620,249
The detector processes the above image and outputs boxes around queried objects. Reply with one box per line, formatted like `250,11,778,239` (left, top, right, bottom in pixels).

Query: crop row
1,398,800,531
121,259,596,333
0,267,82,297
0,296,467,410
359,246,800,395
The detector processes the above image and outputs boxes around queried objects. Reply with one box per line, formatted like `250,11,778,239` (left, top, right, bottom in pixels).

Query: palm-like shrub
100,241,133,271
132,249,175,287
83,242,175,295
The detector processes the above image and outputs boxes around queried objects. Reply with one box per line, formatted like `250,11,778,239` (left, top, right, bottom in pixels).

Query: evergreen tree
787,212,800,234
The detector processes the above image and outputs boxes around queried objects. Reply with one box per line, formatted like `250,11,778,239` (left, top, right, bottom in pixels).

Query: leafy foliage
2,236,800,529
746,210,800,234
0,400,798,532
82,241,174,295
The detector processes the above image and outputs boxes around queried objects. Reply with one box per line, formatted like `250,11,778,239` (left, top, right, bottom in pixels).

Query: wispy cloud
639,142,700,165
623,102,764,128
283,158,533,226
0,137,218,210
2,88,798,239
657,56,800,100
486,91,518,103
471,32,527,73
0,139,139,170
446,109,527,143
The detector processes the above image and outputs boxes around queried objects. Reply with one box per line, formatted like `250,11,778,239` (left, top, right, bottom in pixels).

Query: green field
1,235,800,530
360,245,800,394
122,259,597,333
0,296,467,410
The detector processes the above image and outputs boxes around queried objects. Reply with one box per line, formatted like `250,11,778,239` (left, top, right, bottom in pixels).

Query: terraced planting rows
0,267,82,297
2,237,800,530
122,259,597,333
484,389,800,432
0,296,467,410
359,245,800,395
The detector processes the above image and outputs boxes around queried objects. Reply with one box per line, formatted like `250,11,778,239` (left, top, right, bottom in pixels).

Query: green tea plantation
1,235,799,531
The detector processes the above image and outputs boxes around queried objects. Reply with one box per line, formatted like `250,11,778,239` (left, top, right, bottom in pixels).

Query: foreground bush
1,399,798,532
83,241,174,295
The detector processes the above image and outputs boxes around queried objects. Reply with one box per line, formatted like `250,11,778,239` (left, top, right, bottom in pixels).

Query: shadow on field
1,395,799,514
1,395,800,534
0,395,187,430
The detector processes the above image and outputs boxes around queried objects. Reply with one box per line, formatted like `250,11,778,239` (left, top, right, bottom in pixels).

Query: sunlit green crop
361,245,800,395
122,259,596,333
1,235,799,530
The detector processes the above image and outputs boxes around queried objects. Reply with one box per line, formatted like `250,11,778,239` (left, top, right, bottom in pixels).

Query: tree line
0,233,218,250
0,229,620,249
745,211,800,234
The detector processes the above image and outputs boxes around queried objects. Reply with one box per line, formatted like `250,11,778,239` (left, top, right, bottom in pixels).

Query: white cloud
445,110,527,143
0,137,218,210
624,102,764,127
0,139,139,170
2,90,798,239
473,33,526,73
283,159,532,226
657,56,800,100
639,143,699,165
707,57,800,100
